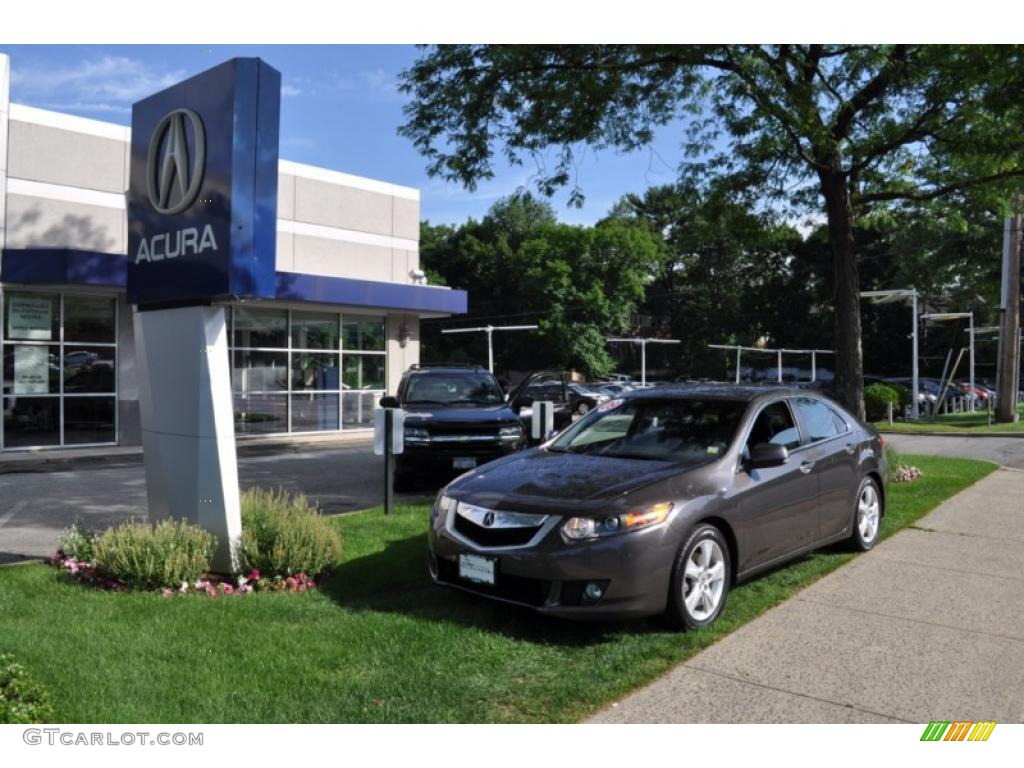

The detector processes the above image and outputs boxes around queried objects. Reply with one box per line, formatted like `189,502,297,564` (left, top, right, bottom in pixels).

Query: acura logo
482,512,495,527
146,108,206,215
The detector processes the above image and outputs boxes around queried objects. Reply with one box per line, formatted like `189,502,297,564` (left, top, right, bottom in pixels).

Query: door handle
799,460,815,474
844,443,856,455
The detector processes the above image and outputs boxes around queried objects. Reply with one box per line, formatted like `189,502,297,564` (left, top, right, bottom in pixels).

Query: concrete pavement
590,467,1024,723
885,433,1024,469
0,437,434,563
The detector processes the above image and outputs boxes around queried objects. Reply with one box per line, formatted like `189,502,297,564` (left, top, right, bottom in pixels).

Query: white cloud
11,56,188,110
281,82,303,97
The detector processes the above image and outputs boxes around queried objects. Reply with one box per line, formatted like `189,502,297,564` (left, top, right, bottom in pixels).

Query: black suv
382,365,526,489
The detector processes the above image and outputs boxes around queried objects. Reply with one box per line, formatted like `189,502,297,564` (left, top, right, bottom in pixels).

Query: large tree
399,45,1024,417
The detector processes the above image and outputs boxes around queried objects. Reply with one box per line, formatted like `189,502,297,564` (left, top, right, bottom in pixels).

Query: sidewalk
589,468,1024,723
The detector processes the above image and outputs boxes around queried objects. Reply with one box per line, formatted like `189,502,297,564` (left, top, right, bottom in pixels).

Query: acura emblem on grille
482,512,495,527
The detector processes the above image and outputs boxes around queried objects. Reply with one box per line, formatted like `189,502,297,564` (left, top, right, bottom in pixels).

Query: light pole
441,324,539,372
921,312,975,412
860,289,919,419
607,338,681,385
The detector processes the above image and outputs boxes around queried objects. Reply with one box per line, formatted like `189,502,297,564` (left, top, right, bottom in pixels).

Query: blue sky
2,44,689,226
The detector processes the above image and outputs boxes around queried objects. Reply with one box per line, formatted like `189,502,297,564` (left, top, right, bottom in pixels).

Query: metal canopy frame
607,337,681,386
708,344,834,384
860,288,919,419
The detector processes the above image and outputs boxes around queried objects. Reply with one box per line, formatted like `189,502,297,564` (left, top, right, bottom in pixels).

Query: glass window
343,316,385,351
292,353,340,391
747,402,801,451
550,398,745,462
342,391,378,429
233,350,289,393
3,397,59,448
3,345,60,395
234,393,288,435
794,397,841,443
4,292,59,341
64,296,115,343
291,311,339,350
63,346,115,393
830,408,849,435
343,355,385,391
63,397,115,444
291,393,339,432
233,307,287,348
403,371,502,405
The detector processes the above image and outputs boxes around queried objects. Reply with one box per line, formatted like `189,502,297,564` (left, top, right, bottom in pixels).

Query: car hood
447,448,715,515
403,404,520,426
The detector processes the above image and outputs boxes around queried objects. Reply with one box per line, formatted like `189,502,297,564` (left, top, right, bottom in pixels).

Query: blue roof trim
275,272,467,314
0,248,127,287
1,249,467,315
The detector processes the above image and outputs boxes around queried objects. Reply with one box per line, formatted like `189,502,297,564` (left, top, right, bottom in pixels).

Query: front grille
429,425,499,438
454,514,542,547
437,558,551,607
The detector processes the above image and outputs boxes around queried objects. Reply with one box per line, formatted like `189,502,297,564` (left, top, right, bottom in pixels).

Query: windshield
549,398,746,462
404,372,505,406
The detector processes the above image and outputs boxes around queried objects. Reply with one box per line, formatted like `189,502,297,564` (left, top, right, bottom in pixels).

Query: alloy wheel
857,482,880,543
683,539,726,620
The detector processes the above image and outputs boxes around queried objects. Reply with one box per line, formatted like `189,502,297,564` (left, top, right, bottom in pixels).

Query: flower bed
50,554,319,597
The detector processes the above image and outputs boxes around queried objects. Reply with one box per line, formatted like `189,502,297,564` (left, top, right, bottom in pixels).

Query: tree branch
856,168,1024,204
831,45,909,141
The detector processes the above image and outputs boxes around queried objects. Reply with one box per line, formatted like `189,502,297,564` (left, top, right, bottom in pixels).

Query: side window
829,408,849,435
747,402,801,451
793,397,841,443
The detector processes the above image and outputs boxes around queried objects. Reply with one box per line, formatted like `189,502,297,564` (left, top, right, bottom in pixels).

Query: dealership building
0,52,466,452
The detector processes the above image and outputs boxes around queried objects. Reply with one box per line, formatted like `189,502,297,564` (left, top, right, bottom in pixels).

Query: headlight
498,425,523,442
561,502,674,542
405,426,430,443
434,492,455,521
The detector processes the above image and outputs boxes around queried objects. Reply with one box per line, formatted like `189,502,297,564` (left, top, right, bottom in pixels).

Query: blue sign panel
127,58,281,307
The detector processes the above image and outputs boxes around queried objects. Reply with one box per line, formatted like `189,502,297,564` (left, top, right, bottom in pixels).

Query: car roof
622,383,809,403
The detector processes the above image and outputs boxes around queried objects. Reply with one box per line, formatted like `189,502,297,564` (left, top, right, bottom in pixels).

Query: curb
878,430,1024,439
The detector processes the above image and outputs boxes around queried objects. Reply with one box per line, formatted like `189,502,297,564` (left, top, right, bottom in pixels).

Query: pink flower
247,569,261,581
220,583,233,594
162,588,173,597
206,585,218,598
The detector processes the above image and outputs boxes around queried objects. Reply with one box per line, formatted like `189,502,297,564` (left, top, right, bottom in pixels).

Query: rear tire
663,524,731,631
847,476,882,551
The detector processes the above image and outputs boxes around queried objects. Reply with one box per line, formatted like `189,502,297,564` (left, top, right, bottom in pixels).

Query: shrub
0,654,54,724
240,488,342,578
58,522,97,562
864,383,900,421
92,519,216,589
886,382,914,412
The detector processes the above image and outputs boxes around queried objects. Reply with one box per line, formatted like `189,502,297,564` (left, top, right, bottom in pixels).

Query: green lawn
875,403,1024,433
0,454,995,723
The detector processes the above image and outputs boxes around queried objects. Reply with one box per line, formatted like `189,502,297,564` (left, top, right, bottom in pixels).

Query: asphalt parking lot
0,438,434,563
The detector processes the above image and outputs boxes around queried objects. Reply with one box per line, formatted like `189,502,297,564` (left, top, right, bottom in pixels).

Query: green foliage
0,654,54,724
864,383,901,421
240,488,342,578
59,522,97,562
421,194,663,378
886,382,914,411
93,520,216,589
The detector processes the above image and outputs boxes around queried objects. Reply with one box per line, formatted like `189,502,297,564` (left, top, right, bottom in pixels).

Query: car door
791,396,859,541
734,399,820,570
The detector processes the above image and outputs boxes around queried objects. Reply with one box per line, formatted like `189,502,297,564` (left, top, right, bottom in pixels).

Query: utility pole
996,212,1022,423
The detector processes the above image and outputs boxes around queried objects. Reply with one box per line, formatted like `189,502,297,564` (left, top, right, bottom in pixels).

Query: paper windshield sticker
598,398,625,412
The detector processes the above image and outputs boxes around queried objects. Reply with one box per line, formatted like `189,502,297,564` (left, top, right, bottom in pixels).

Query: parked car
382,365,526,490
508,372,578,437
429,385,887,629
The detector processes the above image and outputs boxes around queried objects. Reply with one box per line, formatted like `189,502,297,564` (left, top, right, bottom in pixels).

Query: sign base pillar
134,305,242,573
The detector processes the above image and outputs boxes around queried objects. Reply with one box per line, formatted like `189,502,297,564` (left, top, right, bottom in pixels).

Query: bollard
887,401,894,425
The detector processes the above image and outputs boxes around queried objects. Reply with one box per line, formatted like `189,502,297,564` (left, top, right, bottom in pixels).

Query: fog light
584,582,605,600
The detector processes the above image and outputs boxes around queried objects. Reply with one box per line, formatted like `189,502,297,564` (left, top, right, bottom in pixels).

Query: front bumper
398,441,521,473
427,503,677,621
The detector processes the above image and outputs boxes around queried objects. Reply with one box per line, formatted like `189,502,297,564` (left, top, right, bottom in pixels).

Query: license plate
453,457,477,469
458,554,496,585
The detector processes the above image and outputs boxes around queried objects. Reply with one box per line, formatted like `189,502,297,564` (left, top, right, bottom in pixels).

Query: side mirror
749,442,789,469
379,396,400,409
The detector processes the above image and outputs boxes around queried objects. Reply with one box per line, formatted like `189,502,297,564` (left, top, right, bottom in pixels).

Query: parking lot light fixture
607,338,681,386
921,311,975,412
860,288,919,419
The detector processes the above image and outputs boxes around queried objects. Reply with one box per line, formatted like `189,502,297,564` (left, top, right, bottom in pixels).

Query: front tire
848,476,882,551
663,524,731,631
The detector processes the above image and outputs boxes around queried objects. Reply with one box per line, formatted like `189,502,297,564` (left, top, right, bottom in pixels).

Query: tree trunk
820,167,866,421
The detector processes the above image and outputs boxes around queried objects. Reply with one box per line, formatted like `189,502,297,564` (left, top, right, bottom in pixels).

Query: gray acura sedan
427,385,887,629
